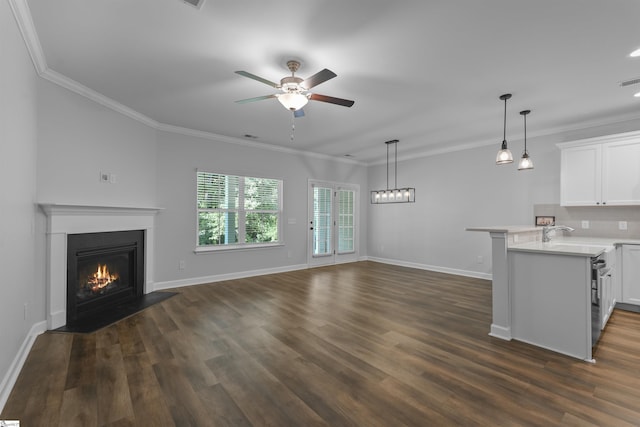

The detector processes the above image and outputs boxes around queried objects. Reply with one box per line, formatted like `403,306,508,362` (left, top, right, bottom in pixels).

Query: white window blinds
197,171,282,249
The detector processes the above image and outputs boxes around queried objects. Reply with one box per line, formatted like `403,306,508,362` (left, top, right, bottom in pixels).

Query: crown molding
156,123,365,165
7,0,46,73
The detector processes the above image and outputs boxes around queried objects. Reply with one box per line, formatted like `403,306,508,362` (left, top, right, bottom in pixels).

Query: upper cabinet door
602,140,640,206
560,144,601,206
559,130,640,207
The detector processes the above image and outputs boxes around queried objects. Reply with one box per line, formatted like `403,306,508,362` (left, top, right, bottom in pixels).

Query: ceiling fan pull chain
290,113,295,142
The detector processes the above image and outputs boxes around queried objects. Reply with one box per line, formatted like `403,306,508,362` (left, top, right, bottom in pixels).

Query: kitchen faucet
542,225,575,242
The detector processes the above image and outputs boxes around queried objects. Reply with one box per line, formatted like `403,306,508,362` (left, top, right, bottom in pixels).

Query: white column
489,231,511,340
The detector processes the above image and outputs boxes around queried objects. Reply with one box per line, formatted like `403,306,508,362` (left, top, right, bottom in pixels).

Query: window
197,171,282,250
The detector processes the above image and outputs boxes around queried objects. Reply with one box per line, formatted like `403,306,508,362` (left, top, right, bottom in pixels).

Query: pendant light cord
386,142,390,190
503,97,507,143
523,112,527,152
394,141,398,189
385,140,399,190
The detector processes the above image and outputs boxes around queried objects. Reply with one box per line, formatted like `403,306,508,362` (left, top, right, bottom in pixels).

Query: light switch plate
619,221,628,230
581,220,590,229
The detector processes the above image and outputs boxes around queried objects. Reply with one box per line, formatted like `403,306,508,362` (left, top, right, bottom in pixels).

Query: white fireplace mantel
39,203,163,329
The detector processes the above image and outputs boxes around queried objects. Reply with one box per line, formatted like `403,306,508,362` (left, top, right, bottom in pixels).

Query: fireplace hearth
67,230,145,327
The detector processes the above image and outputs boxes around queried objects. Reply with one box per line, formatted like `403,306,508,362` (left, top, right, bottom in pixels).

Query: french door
308,180,359,267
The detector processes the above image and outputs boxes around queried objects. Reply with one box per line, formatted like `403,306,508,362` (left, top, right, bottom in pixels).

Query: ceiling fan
235,60,355,118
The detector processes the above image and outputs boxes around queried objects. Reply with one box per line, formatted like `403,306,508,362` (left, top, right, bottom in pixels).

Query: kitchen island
509,241,609,361
467,226,640,361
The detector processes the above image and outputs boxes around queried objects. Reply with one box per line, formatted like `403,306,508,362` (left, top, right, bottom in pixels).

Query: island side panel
510,251,592,360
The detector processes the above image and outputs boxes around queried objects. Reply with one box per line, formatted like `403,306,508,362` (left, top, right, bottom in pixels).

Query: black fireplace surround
66,230,145,327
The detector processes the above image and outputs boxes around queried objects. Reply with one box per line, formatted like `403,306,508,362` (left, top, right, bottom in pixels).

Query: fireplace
66,230,145,326
40,203,162,330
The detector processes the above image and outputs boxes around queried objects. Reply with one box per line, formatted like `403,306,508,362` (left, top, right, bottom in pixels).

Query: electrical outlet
477,256,484,264
619,221,628,230
581,220,590,229
178,260,185,270
109,174,117,184
513,234,519,243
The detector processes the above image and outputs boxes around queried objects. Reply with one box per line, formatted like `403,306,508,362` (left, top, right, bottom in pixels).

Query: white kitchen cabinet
559,131,640,207
560,144,601,206
602,140,640,205
601,269,614,329
621,244,640,305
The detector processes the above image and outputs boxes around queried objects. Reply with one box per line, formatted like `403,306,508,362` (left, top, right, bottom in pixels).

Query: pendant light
370,139,416,204
496,93,513,165
518,109,534,170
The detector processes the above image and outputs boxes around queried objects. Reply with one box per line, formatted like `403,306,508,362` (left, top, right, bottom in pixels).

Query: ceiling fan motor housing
281,76,304,92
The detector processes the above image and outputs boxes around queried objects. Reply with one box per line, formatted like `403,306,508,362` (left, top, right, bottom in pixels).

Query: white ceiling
23,0,640,164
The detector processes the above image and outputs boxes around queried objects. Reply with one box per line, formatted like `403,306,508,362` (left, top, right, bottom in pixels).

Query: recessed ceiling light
634,91,640,98
630,48,640,58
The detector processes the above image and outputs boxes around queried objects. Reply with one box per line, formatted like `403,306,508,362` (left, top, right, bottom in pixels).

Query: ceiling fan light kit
235,60,354,116
371,140,416,204
277,92,309,111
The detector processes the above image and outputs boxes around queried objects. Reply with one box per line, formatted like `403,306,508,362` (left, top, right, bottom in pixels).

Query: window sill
194,242,284,254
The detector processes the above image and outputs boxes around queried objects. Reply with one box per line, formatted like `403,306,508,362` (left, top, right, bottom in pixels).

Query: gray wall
154,132,368,286
366,122,640,278
36,81,158,206
367,135,559,278
0,0,39,402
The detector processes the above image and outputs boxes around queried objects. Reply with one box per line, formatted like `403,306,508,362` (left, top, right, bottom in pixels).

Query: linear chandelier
371,139,416,204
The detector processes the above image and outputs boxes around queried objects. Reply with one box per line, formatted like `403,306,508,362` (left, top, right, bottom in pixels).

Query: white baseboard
489,324,512,341
365,256,493,281
153,263,309,291
0,320,47,412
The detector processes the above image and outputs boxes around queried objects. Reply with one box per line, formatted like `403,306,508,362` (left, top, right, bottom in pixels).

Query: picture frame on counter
535,216,555,226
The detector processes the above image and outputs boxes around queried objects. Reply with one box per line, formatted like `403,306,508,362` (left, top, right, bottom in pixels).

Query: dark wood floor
3,261,640,426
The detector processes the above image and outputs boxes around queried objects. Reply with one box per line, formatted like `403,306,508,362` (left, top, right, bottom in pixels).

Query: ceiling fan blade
302,69,337,89
309,93,355,107
235,71,279,88
235,94,276,104
294,108,305,118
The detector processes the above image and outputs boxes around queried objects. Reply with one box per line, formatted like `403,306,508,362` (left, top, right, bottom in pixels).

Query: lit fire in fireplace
88,264,119,292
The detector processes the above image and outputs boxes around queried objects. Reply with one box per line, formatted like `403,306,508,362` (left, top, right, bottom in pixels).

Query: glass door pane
313,186,333,257
338,189,355,254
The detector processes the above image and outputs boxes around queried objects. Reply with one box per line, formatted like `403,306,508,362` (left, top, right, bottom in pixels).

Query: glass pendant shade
496,141,513,164
277,92,308,111
518,152,534,170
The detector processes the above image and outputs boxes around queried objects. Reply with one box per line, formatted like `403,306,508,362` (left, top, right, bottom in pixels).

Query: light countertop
465,225,540,233
508,237,640,257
